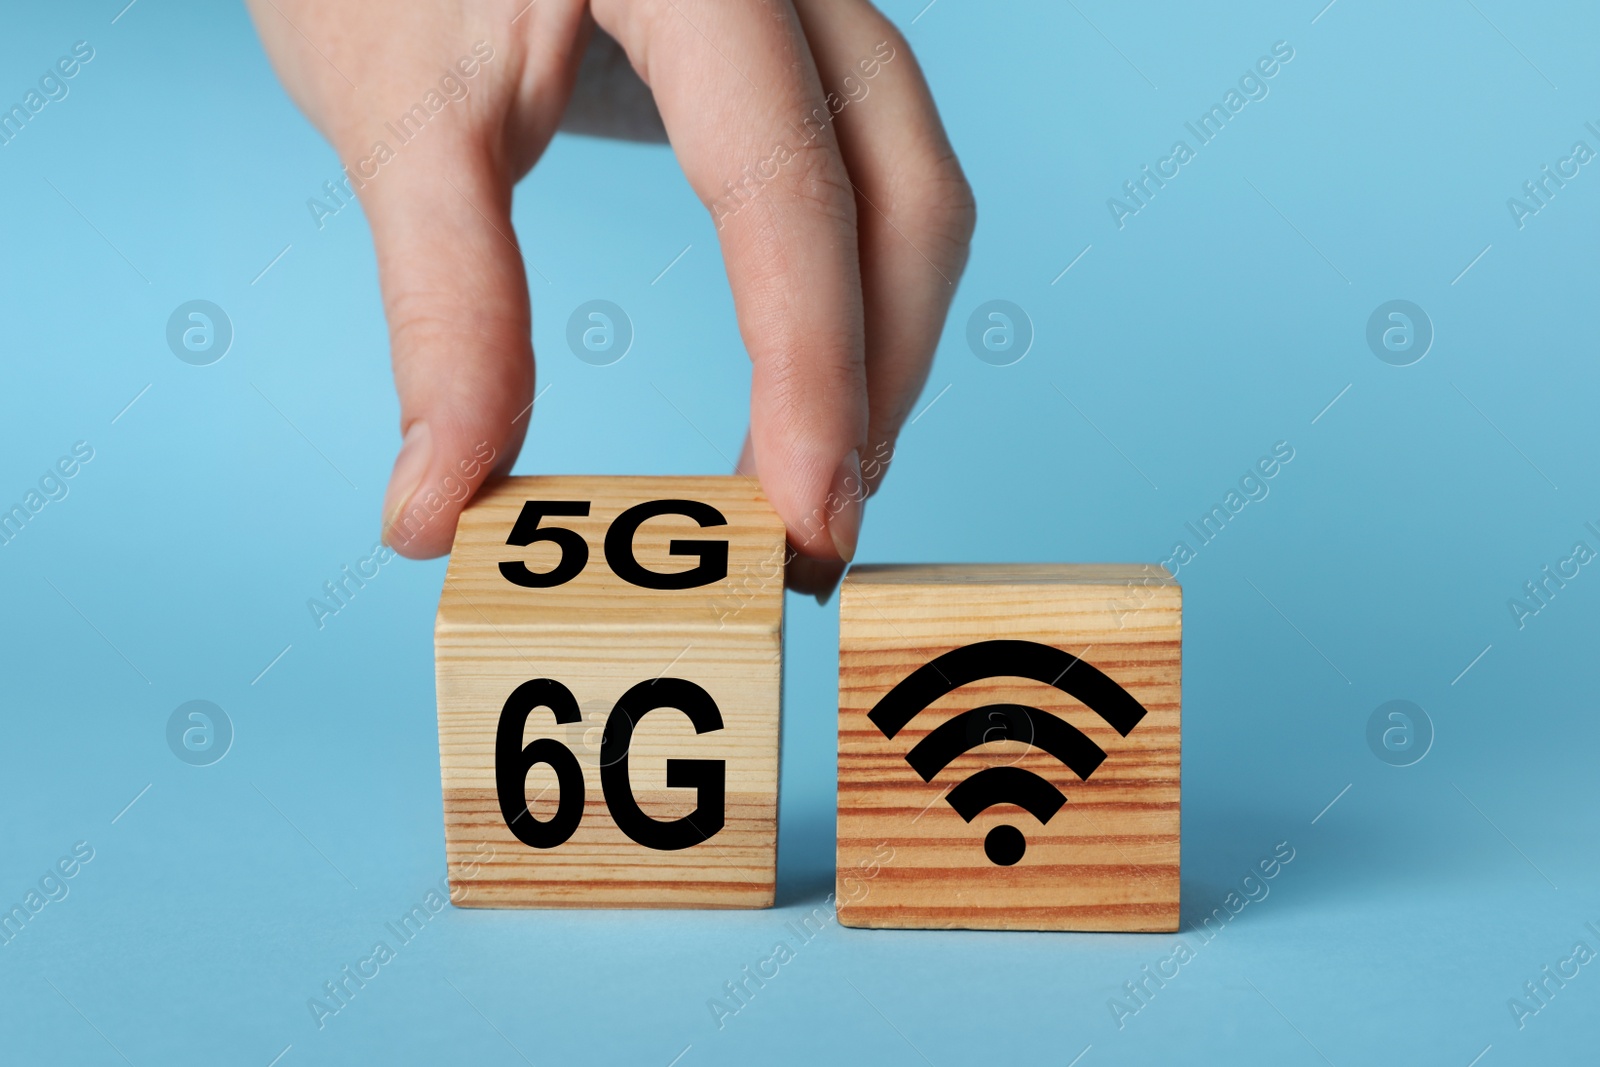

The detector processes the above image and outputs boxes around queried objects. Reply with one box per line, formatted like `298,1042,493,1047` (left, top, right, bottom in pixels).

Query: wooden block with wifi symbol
836,564,1181,932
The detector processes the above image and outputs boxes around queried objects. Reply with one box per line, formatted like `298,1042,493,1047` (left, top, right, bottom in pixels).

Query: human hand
246,0,974,596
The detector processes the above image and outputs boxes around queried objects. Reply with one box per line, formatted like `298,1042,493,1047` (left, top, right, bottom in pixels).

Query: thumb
367,148,534,558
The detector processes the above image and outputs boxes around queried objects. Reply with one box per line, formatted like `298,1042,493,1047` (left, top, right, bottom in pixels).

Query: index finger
593,0,869,562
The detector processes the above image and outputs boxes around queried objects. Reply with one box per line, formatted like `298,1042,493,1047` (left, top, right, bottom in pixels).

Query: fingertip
380,486,456,559
774,444,867,565
825,448,863,564
379,423,510,559
380,420,433,548
379,481,461,559
740,428,863,570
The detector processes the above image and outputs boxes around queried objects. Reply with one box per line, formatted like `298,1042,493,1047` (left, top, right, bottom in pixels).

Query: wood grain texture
836,564,1181,932
437,476,784,909
438,475,784,634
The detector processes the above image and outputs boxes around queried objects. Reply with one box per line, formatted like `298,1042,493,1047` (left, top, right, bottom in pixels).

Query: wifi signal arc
905,702,1107,783
868,639,1149,740
945,766,1067,825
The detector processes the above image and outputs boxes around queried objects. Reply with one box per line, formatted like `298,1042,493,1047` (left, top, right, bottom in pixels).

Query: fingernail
827,449,864,563
381,420,433,547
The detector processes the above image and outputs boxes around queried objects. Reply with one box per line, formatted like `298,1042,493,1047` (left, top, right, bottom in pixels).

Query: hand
247,0,975,596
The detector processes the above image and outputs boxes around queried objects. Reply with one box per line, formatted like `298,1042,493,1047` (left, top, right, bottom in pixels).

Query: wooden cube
436,476,785,909
836,564,1180,932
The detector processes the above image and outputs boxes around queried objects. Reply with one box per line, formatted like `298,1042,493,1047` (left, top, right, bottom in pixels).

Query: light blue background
3,1,1598,1064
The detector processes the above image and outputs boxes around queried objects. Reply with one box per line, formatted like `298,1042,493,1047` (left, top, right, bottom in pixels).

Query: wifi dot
984,825,1026,866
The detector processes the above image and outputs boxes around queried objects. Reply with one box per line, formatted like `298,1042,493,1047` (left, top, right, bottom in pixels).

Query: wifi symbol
868,639,1150,867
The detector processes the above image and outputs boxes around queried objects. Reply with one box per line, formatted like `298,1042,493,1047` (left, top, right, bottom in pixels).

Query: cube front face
436,476,784,909
837,564,1181,932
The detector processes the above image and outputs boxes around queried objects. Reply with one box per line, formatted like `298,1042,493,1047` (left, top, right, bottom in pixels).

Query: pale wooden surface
837,564,1181,932
438,475,784,634
437,476,784,908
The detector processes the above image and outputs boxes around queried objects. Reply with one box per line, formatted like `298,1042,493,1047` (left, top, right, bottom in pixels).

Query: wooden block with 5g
436,476,784,908
837,564,1181,932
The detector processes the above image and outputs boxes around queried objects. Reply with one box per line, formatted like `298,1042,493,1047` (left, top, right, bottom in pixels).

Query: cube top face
837,563,1181,932
436,476,785,910
842,563,1178,587
438,475,785,635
